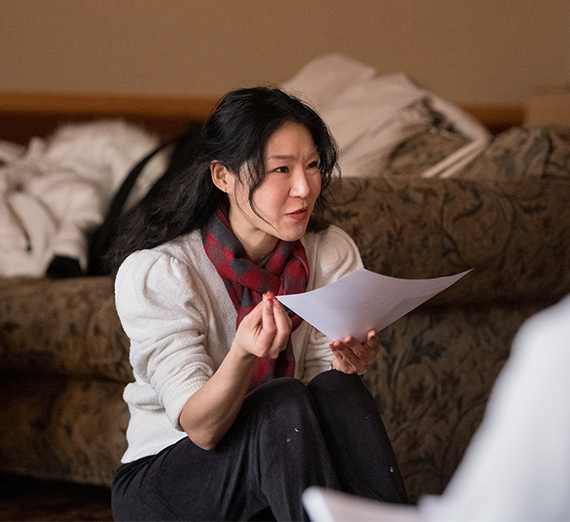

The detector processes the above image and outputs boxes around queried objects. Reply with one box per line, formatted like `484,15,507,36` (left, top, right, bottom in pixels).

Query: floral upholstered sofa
1,121,570,503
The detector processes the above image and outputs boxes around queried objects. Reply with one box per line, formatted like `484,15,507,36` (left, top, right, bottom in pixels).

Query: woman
110,87,407,521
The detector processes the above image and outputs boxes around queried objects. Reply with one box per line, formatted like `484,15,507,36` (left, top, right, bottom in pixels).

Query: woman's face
212,121,322,262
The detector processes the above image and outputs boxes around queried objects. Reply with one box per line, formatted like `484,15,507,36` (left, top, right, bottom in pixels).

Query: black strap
86,140,174,276
87,121,204,276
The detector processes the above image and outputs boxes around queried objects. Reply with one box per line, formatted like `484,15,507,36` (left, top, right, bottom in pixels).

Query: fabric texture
114,224,362,464
0,121,162,276
281,54,490,179
1,171,569,501
416,293,570,522
1,174,569,499
201,207,309,390
112,372,407,522
455,124,570,180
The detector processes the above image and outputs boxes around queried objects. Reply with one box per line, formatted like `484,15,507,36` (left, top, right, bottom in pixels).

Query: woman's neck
237,231,278,264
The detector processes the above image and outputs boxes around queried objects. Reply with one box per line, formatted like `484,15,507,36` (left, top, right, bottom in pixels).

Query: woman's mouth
287,208,309,222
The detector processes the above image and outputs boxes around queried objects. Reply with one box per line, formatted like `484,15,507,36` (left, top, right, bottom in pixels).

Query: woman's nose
290,168,311,197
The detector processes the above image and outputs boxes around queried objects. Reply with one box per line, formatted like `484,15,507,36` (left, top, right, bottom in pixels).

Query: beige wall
1,0,569,105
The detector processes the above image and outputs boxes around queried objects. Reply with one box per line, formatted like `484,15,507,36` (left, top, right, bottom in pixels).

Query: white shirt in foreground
304,293,570,522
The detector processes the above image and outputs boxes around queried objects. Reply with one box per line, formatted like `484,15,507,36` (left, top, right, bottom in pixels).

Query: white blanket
282,54,491,178
0,120,165,277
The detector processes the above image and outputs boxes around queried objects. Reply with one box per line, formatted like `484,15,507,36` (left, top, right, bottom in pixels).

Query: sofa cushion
0,276,131,382
0,375,128,486
363,300,546,501
326,176,570,305
2,176,569,381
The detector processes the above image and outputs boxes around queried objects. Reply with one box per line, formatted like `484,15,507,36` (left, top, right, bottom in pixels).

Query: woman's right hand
232,292,292,360
180,292,292,450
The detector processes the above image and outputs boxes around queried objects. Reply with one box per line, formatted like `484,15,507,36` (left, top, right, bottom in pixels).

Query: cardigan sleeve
115,249,215,429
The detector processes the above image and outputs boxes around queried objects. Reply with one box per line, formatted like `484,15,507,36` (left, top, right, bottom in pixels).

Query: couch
1,93,569,504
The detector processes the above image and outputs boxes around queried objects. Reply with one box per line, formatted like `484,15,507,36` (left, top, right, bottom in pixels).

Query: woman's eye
308,161,320,170
274,166,289,173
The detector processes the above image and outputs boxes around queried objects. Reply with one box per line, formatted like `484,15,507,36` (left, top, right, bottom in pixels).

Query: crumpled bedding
282,54,491,179
0,120,165,277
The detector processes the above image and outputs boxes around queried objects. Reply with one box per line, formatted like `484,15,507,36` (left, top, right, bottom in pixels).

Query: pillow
385,127,470,178
454,125,570,180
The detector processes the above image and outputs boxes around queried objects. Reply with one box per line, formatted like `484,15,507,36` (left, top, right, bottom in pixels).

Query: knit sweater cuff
164,372,211,430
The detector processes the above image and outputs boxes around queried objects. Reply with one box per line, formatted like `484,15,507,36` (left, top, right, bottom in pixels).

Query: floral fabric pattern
1,126,569,500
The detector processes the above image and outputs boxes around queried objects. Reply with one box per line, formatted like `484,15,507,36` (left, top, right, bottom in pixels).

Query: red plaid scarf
202,207,309,391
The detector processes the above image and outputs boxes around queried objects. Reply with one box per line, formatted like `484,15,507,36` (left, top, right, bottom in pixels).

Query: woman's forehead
264,122,318,159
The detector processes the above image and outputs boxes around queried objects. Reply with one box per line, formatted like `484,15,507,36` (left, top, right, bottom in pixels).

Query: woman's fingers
329,330,379,374
366,330,379,351
255,293,278,347
330,340,360,374
264,293,292,358
233,300,265,356
235,293,292,359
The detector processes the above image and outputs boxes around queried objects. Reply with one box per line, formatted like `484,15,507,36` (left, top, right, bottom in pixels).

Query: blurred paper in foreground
302,487,421,522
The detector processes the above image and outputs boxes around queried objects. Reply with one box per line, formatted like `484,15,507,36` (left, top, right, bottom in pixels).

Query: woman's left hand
329,330,379,375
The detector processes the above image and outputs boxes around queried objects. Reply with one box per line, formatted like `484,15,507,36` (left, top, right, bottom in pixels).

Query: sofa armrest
0,276,131,382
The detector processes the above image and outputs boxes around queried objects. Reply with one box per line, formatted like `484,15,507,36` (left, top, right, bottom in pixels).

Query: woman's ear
210,162,234,194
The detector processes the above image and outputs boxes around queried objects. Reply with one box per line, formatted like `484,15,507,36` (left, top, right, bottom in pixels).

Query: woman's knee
308,370,376,408
308,369,363,393
249,377,310,404
244,378,317,430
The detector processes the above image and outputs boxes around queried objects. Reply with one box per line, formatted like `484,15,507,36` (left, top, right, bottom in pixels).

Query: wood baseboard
0,91,218,119
0,91,524,143
461,104,524,134
0,92,220,143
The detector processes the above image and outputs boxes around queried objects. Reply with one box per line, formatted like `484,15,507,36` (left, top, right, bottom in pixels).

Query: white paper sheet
277,268,470,341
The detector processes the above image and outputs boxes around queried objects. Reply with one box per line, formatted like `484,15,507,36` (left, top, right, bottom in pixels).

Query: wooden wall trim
461,104,524,134
0,92,524,138
0,91,219,120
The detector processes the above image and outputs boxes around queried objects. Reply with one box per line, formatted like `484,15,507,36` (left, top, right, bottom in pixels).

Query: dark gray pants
112,370,407,521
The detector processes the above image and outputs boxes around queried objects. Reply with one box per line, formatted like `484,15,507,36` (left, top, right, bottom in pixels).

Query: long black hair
108,87,339,272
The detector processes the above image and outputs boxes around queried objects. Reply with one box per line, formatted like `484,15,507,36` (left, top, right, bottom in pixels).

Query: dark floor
0,473,112,521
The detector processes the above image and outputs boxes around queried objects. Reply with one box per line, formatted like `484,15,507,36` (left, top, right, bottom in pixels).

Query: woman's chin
278,224,309,243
